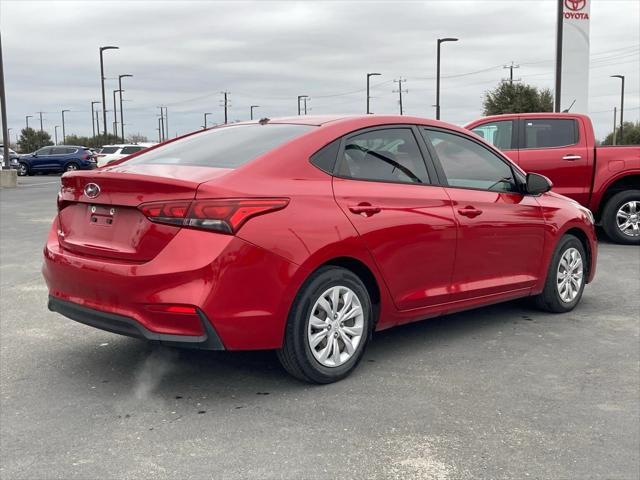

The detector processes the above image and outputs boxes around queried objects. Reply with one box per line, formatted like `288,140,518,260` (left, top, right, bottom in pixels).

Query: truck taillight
138,198,289,234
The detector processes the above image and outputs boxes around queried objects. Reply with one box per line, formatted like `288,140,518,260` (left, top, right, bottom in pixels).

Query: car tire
534,234,587,313
17,162,30,176
601,190,640,245
64,163,79,172
277,266,372,384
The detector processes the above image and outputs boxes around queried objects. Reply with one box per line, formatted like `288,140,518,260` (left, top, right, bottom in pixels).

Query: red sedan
43,115,597,383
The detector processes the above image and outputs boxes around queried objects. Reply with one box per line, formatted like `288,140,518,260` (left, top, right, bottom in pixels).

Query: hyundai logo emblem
84,183,101,199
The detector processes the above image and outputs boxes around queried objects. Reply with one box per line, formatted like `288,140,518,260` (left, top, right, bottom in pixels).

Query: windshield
126,123,315,168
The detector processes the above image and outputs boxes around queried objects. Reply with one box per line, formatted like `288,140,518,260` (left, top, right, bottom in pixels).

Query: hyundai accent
43,115,597,383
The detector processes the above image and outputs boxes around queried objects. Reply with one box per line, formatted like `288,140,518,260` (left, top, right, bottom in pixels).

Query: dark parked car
18,146,97,176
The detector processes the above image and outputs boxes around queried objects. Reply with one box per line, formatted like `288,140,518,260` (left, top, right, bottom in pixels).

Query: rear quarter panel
588,146,640,212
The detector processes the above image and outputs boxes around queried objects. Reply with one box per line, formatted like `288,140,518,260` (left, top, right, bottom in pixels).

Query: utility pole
91,101,100,139
297,95,308,116
612,107,617,146
25,115,32,129
393,78,408,115
113,89,122,138
118,74,133,143
611,75,625,142
163,107,169,139
366,73,381,114
95,111,100,139
99,46,119,136
554,0,563,112
502,61,521,85
436,37,458,120
0,32,9,168
303,97,309,115
220,92,230,124
61,109,69,145
203,112,212,129
37,111,44,133
157,117,162,143
54,125,60,145
158,107,165,142
250,105,259,120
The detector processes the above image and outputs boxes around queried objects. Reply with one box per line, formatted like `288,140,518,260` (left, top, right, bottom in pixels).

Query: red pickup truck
466,113,640,244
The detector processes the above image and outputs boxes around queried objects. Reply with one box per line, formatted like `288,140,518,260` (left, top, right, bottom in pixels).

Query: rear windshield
126,124,315,168
100,147,119,154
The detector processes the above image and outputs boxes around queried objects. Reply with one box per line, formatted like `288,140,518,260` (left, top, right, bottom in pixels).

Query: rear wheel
602,190,640,245
277,266,372,384
64,162,79,172
534,234,587,313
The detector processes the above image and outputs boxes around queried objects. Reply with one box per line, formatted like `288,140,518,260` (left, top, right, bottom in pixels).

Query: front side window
523,119,577,148
423,129,517,192
36,147,51,155
120,146,144,155
471,120,514,150
338,128,429,184
127,124,314,168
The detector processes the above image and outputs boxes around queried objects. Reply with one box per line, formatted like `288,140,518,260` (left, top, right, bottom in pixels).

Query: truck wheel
602,190,640,245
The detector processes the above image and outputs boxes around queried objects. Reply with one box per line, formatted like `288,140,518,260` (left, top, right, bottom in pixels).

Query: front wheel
602,190,640,245
17,163,30,176
277,266,372,384
534,234,587,313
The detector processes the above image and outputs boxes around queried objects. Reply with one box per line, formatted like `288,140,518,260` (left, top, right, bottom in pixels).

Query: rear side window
100,147,119,154
471,120,514,150
50,147,68,155
310,139,341,174
127,124,314,168
337,128,429,184
65,148,78,154
523,119,577,148
120,146,144,155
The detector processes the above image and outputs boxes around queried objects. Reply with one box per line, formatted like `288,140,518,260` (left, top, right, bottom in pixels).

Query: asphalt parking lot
1,176,639,480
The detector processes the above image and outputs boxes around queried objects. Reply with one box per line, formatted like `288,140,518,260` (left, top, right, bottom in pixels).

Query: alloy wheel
556,247,583,303
616,201,640,237
307,286,364,368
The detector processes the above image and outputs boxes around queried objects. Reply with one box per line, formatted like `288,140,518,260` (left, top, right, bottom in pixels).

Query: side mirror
32,152,38,157
526,172,553,195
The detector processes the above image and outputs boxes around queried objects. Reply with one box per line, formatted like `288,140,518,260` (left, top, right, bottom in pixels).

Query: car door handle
562,154,582,161
348,203,381,217
457,206,483,218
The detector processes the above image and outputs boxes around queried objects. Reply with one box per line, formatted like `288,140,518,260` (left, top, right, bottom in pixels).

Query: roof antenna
562,99,576,113
258,117,270,125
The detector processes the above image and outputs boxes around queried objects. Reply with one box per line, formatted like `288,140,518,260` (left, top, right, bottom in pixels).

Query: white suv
96,143,156,167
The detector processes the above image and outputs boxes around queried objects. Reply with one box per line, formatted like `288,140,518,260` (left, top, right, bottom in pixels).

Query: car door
332,126,458,311
47,147,69,171
470,119,519,163
421,127,546,301
30,147,52,171
516,117,591,205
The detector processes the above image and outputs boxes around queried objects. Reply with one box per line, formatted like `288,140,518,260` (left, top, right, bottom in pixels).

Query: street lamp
435,37,458,120
61,109,69,145
91,101,100,139
611,75,625,141
54,125,60,145
99,46,119,136
297,95,308,116
25,115,32,129
118,74,133,142
203,112,212,129
366,73,381,114
250,105,260,120
113,89,123,138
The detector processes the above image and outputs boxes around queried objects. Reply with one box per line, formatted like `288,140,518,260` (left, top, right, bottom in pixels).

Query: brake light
138,198,289,234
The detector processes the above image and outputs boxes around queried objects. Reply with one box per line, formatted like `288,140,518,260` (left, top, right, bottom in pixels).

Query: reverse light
138,198,289,234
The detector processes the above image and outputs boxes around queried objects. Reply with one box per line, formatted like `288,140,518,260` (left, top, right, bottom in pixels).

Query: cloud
2,0,638,142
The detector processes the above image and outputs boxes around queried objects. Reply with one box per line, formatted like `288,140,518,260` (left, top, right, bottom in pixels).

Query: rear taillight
138,198,289,234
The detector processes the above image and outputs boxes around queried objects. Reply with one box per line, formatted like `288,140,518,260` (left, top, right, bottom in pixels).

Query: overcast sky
2,0,639,143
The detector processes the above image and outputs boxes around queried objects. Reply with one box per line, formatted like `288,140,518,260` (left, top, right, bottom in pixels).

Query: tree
61,133,120,148
483,82,554,115
17,127,53,153
126,133,149,143
601,121,640,146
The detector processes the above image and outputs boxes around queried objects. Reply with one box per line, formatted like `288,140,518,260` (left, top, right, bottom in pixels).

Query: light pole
54,125,60,145
611,75,625,142
297,95,308,116
25,115,32,129
99,46,118,136
250,105,260,120
91,101,100,139
61,109,69,145
203,112,212,129
113,89,123,138
435,37,458,120
118,74,132,142
366,73,381,114
157,117,163,143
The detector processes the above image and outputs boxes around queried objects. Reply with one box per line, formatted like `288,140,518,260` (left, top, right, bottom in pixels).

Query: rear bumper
48,296,224,350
